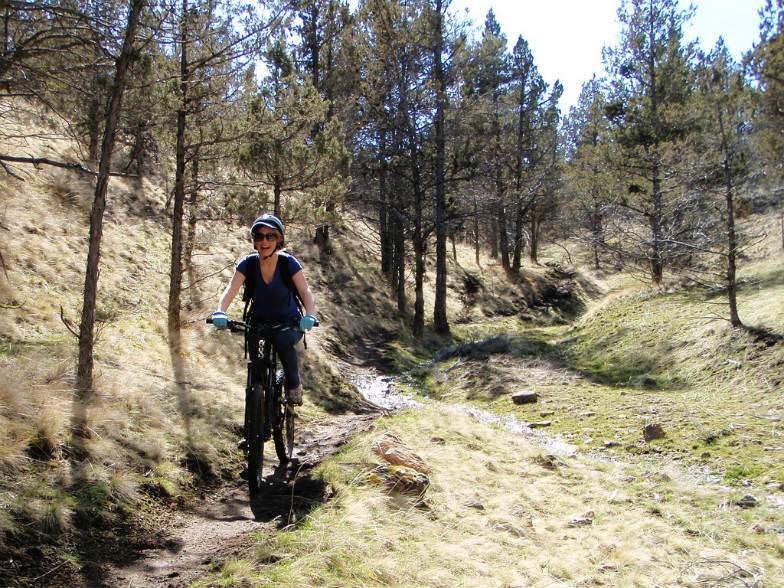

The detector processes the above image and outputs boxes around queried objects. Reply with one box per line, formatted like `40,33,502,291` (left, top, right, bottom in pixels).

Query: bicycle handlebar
206,317,319,332
206,317,247,332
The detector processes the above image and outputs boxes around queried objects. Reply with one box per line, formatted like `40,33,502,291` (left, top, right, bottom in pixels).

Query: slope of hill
0,118,586,586
186,219,784,588
2,117,783,587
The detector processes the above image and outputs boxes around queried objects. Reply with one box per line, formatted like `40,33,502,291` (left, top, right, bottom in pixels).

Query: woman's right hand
211,311,228,329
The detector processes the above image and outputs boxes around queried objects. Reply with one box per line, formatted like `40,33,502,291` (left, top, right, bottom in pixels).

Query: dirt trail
98,410,378,588
95,335,403,588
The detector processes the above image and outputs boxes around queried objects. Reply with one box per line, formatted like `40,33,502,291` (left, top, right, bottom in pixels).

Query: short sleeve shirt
236,252,303,322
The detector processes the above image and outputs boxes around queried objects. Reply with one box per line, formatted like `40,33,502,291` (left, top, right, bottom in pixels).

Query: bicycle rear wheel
272,371,295,463
247,383,265,495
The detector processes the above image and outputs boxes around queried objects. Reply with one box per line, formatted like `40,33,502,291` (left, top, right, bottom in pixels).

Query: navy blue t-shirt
236,252,303,322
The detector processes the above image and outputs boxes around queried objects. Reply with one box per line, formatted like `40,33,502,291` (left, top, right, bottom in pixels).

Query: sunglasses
254,231,278,242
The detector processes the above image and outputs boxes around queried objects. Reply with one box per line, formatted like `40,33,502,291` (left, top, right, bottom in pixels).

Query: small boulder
366,464,430,496
643,423,666,442
528,421,551,428
372,431,432,474
568,511,595,527
512,391,538,405
735,495,759,508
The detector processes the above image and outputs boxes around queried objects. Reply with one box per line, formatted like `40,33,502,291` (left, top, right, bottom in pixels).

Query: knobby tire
272,370,294,463
247,383,265,495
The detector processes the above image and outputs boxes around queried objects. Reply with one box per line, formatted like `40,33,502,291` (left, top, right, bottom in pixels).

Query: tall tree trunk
432,0,448,334
393,214,406,314
528,214,539,263
724,160,742,328
379,130,392,277
77,0,144,399
168,0,189,339
409,134,425,336
493,93,509,272
650,161,664,285
473,195,480,266
412,181,425,337
496,192,509,271
490,211,498,259
511,192,525,273
591,202,602,270
185,121,202,310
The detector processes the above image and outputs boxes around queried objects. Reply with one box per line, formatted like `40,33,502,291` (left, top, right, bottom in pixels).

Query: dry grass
205,404,783,587
0,127,388,556
3,108,783,587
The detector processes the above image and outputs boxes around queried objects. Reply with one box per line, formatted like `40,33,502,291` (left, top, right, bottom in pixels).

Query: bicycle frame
208,317,299,494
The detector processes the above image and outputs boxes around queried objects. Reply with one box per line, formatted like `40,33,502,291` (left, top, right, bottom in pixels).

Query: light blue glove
211,311,227,329
299,314,317,331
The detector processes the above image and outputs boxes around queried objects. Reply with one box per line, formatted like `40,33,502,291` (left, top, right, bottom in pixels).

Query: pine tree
471,9,511,270
76,0,146,400
237,38,349,228
164,0,271,340
564,77,616,270
509,35,546,272
749,0,784,249
527,82,562,263
603,0,698,285
431,0,450,334
294,0,354,253
690,41,755,327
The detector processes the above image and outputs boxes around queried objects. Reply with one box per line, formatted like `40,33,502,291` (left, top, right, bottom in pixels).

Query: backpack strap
277,251,304,313
242,252,259,323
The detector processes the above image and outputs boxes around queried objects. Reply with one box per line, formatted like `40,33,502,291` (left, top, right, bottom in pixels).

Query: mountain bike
207,317,299,495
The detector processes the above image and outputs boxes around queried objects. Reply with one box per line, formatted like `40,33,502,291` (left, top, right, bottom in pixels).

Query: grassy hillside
197,405,784,587
192,217,784,588
398,232,784,488
1,116,783,587
0,120,571,585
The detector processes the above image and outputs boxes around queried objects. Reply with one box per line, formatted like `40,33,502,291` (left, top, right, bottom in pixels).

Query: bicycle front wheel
247,383,265,495
272,371,295,463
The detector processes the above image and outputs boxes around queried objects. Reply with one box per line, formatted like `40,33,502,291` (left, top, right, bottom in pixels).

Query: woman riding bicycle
210,214,317,405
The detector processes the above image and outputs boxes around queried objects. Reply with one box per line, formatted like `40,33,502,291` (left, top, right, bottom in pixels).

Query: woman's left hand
299,314,317,331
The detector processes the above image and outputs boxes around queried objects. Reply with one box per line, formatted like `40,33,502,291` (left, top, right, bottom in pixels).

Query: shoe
286,387,303,405
237,438,248,452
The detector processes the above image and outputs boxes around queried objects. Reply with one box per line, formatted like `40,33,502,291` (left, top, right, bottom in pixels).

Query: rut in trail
98,411,378,588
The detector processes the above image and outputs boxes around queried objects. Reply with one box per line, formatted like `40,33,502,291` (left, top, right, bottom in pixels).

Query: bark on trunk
473,196,480,266
433,0,449,334
528,215,538,263
393,215,406,314
76,0,145,397
725,160,742,328
168,0,189,340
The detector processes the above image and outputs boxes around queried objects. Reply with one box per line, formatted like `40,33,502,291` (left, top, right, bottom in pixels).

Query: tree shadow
744,324,784,346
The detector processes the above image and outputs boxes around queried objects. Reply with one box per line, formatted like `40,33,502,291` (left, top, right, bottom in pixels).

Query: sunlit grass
201,405,784,587
398,243,784,488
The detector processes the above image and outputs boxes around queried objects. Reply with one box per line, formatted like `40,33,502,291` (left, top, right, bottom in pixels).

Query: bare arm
291,270,316,316
217,270,245,313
